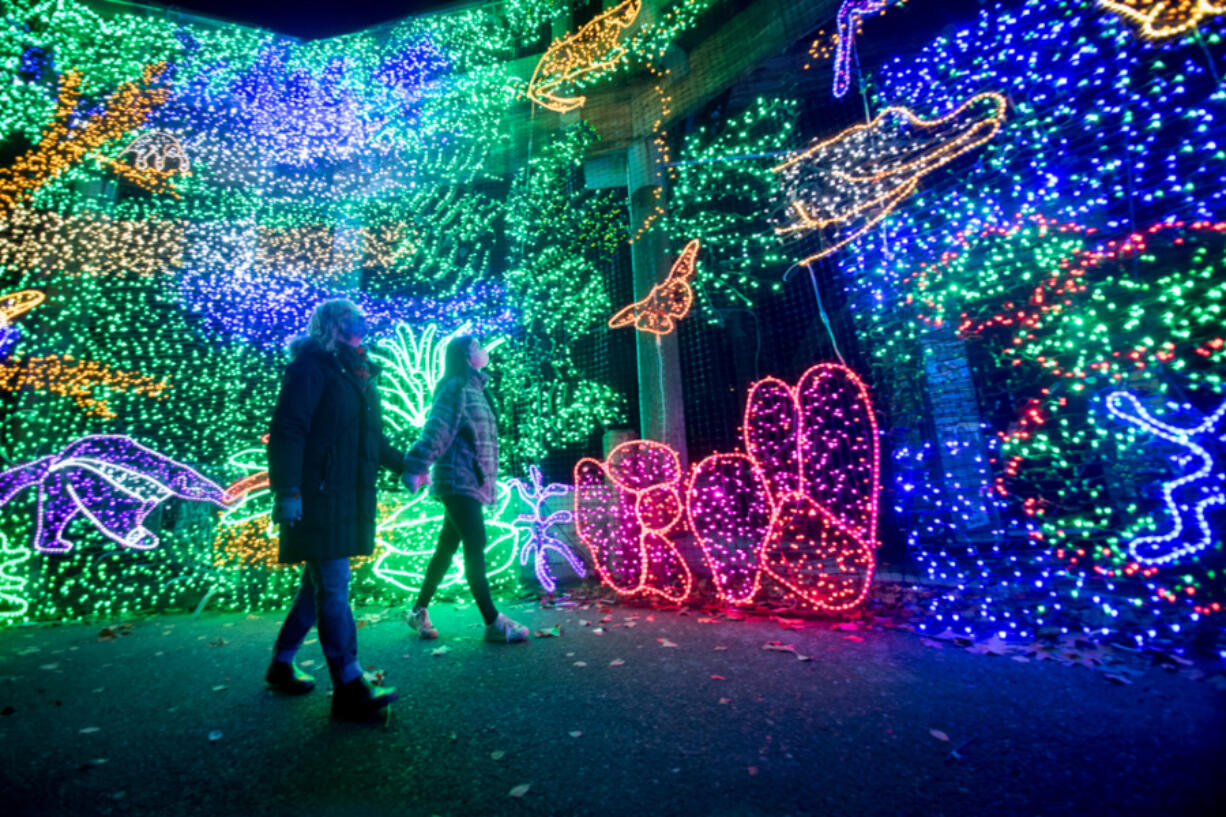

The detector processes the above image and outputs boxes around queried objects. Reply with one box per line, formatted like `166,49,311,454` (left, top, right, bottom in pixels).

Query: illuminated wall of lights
0,0,742,623
835,0,1226,645
0,0,1221,645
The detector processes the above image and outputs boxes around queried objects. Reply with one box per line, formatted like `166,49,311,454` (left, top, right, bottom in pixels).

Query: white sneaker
484,613,529,644
406,606,438,640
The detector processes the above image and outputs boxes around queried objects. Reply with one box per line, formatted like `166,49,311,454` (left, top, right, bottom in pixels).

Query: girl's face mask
468,341,490,370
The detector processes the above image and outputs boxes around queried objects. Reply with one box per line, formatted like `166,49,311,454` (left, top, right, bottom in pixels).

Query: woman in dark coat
265,299,405,720
402,335,530,643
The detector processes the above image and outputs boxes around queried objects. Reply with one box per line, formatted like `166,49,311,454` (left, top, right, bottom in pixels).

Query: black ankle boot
265,660,316,694
330,674,398,721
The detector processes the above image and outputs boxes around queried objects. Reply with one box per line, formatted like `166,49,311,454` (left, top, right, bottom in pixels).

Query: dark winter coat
403,368,499,505
267,337,405,564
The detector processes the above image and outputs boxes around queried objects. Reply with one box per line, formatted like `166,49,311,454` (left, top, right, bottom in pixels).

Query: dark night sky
148,0,472,40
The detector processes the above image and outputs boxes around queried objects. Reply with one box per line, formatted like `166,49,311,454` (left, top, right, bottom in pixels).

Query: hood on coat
287,334,381,378
288,334,319,361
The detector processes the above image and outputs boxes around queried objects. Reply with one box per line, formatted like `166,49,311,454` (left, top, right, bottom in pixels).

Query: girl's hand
403,472,431,493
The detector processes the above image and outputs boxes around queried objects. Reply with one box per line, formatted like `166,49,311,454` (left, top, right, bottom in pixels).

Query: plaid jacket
403,369,499,505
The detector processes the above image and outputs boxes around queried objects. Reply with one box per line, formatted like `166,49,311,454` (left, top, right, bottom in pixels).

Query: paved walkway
1,600,1223,816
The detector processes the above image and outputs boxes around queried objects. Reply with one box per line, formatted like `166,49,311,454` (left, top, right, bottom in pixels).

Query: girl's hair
307,299,360,350
438,334,477,393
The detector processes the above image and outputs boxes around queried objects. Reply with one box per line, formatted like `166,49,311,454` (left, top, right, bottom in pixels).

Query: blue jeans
272,559,362,686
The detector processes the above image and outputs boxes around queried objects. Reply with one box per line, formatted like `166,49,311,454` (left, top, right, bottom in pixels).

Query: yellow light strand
0,63,170,211
527,0,642,113
1098,0,1226,40
0,289,45,327
0,355,171,419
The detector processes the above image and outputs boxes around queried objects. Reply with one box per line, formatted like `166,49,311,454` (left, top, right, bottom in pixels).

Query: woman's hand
403,472,431,494
273,494,303,526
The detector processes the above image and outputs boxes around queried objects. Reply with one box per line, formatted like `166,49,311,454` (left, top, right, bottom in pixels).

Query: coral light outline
573,439,694,603
1106,391,1226,566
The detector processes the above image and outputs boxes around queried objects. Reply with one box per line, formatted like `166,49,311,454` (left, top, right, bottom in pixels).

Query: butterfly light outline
607,239,699,335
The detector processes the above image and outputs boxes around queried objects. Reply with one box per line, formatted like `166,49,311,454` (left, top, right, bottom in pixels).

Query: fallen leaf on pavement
762,641,812,661
208,730,222,742
658,638,678,648
1102,673,1133,685
718,697,732,704
491,750,506,760
920,638,943,649
929,729,950,742
79,727,101,735
432,646,451,657
843,635,864,643
569,731,582,738
573,661,588,667
609,659,626,667
508,783,531,798
967,635,1011,656
714,646,728,651
710,674,727,681
763,641,796,653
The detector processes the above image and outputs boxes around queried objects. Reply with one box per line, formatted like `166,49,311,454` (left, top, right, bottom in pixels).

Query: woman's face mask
338,313,367,342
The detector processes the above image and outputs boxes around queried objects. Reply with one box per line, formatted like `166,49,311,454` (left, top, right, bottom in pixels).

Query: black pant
415,495,498,625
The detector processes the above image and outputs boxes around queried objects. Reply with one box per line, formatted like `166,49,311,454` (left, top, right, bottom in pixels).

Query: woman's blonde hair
307,299,361,350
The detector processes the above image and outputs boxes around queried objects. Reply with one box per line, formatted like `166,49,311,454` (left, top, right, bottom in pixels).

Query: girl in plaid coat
402,335,530,643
